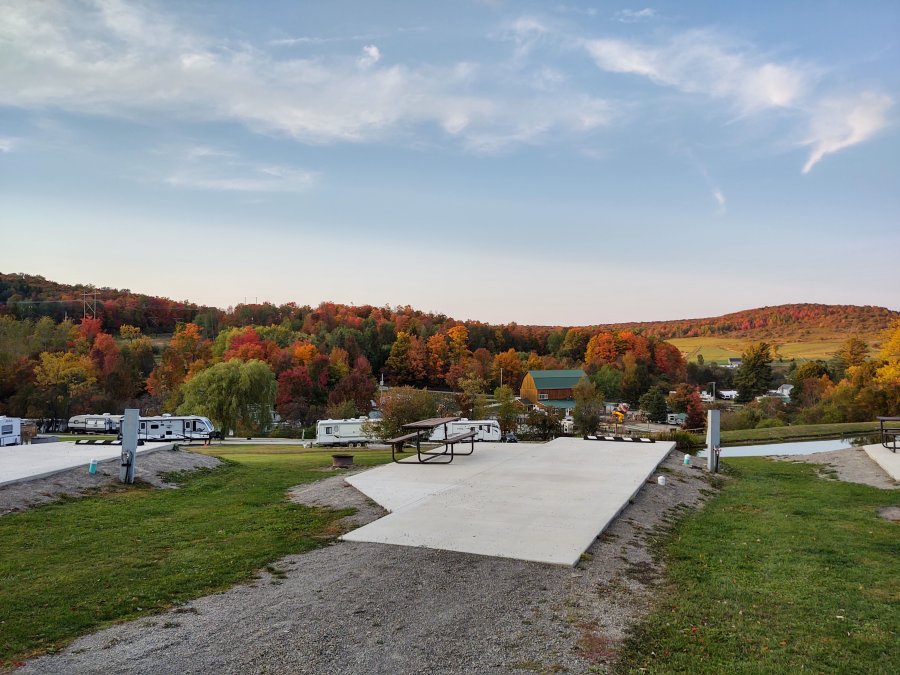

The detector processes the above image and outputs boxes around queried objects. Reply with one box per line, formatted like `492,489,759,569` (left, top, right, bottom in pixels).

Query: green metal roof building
520,369,586,414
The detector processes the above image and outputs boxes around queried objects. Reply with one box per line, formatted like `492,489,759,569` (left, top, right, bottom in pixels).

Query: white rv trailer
428,419,502,442
316,417,373,447
135,415,218,442
0,416,22,446
67,413,123,434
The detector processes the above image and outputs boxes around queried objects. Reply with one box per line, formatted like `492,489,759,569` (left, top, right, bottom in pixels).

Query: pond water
697,436,876,458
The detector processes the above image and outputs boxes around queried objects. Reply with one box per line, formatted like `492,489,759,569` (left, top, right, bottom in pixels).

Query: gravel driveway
17,452,712,674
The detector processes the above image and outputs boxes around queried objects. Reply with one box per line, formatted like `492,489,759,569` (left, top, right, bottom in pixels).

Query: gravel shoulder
775,447,898,490
0,448,222,516
18,451,715,675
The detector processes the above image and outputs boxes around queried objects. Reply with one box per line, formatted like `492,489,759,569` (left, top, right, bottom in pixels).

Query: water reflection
697,435,879,458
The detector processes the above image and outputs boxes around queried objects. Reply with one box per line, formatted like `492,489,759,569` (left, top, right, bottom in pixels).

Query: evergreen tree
734,342,773,402
639,386,669,423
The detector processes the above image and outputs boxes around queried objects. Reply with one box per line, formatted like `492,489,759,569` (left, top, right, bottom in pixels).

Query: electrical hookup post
706,409,721,473
120,408,139,484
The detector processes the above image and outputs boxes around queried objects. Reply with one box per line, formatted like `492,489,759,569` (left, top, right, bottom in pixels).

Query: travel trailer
0,416,22,446
67,413,123,434
316,417,373,447
428,419,502,442
134,415,218,442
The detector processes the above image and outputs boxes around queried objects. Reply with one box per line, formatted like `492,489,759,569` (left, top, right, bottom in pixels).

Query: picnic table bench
385,416,477,464
877,416,900,452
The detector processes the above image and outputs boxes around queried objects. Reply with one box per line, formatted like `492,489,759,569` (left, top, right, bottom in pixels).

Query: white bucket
657,475,667,486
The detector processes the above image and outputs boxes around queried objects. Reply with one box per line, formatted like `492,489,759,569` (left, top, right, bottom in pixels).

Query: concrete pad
864,443,900,481
343,437,673,566
0,441,175,486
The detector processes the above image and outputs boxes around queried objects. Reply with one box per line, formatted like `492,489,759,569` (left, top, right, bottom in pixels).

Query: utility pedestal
120,408,139,484
706,409,721,473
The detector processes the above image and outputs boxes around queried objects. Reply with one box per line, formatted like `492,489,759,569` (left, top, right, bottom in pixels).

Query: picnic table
877,416,900,452
385,416,477,464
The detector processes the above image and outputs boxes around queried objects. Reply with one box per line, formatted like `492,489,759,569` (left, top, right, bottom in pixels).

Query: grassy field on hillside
667,333,877,364
0,445,393,666
615,458,899,673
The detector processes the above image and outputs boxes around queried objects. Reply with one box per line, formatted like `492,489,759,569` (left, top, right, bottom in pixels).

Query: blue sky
1,0,898,325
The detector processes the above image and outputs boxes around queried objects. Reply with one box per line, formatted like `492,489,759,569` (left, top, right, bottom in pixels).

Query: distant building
726,357,743,369
520,369,586,417
667,412,688,426
763,383,794,401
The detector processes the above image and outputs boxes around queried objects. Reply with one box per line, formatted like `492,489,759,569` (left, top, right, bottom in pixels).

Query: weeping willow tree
178,359,276,437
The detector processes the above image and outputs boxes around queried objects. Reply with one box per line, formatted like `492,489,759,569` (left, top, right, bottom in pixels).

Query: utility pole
82,291,97,320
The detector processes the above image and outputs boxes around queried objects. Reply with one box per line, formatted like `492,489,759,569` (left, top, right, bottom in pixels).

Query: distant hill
0,272,211,332
2,273,896,355
591,304,898,341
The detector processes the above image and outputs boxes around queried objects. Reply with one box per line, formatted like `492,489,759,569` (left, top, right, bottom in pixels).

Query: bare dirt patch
0,448,221,516
19,451,714,675
777,447,898,490
877,506,900,522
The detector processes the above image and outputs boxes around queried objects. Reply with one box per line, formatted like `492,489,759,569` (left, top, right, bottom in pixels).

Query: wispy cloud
583,30,810,112
0,137,16,152
164,146,316,193
802,93,892,173
615,8,656,23
581,28,892,170
684,148,726,214
0,1,614,153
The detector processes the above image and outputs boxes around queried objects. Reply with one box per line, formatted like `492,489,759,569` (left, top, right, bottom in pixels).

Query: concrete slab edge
864,443,900,482
560,444,676,567
0,443,176,488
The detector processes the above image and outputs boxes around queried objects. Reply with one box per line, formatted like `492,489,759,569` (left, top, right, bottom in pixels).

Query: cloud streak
581,29,892,170
583,30,809,112
802,93,892,173
164,146,316,193
0,1,613,152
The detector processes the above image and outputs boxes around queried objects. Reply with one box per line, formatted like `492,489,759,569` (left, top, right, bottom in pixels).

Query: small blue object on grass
88,458,97,475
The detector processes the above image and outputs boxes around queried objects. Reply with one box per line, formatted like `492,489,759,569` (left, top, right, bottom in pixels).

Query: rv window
140,422,145,429
151,424,159,429
326,426,334,434
1,425,11,434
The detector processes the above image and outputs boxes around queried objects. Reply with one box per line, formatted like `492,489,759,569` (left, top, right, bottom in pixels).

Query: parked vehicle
501,432,518,443
316,417,373,447
67,413,123,434
133,415,218,442
428,419,502,442
0,416,22,446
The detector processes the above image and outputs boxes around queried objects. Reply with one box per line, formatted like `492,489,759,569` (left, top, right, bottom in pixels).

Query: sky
1,0,898,326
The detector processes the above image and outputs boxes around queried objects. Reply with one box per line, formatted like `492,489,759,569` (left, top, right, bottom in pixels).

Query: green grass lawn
615,458,899,674
0,445,393,666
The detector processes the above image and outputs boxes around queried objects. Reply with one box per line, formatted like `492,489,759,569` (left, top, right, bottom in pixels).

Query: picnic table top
401,416,461,430
877,416,900,422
